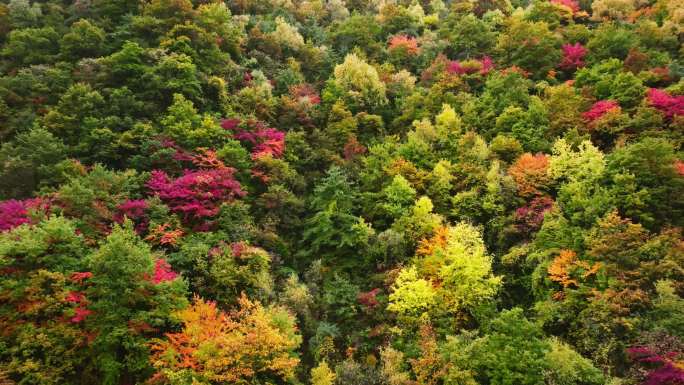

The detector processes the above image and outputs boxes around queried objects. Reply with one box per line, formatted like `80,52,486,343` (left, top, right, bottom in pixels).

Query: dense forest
0,0,683,384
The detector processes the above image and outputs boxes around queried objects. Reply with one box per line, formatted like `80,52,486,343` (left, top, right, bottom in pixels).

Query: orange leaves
508,153,551,197
190,148,225,170
410,323,449,385
145,223,184,247
343,135,367,161
417,226,449,256
548,250,579,288
388,35,420,56
675,160,684,176
149,294,300,384
548,250,602,289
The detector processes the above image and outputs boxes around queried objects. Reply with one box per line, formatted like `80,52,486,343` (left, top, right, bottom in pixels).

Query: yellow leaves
391,223,501,317
582,262,602,279
333,53,388,109
150,294,300,384
548,139,605,182
311,361,336,385
387,266,437,316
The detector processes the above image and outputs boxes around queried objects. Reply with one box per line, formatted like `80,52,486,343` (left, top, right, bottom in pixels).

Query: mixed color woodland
0,0,683,384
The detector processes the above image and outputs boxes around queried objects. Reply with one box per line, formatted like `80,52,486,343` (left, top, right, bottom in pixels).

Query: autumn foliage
582,100,620,122
0,0,682,384
388,35,420,56
647,88,684,119
559,43,587,71
508,153,551,197
147,168,244,222
149,295,300,384
551,0,580,13
548,249,601,289
0,199,32,232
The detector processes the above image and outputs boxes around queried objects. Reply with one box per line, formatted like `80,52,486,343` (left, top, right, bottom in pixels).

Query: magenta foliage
151,258,178,284
220,118,240,131
147,168,245,221
447,60,466,75
157,138,194,162
515,196,554,234
114,199,149,233
0,200,30,232
628,346,684,385
647,88,684,119
447,57,494,75
582,100,619,122
0,198,44,232
559,43,587,70
251,128,286,159
221,119,286,159
480,56,494,75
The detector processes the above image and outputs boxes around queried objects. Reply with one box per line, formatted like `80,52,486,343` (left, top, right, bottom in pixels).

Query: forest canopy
0,0,683,384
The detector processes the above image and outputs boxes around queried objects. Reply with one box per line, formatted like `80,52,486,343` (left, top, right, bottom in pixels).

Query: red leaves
115,200,148,221
674,160,684,176
145,223,184,246
582,100,620,122
71,271,93,283
66,291,85,303
559,43,587,71
190,149,225,169
231,241,247,258
64,288,92,323
480,56,494,75
71,306,92,323
222,119,286,160
147,168,245,221
220,118,240,131
343,135,367,161
358,288,381,309
647,88,684,119
151,259,178,284
252,128,286,159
